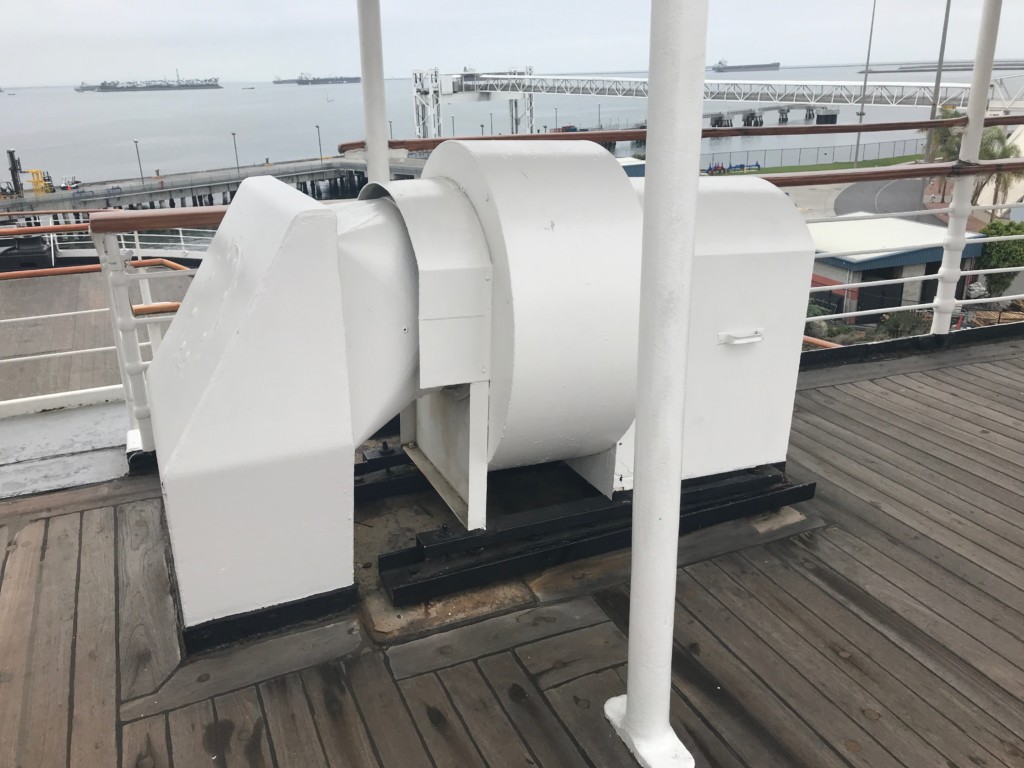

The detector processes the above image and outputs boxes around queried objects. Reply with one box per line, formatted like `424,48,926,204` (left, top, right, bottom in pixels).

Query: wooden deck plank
545,668,639,768
120,714,171,768
301,662,380,768
0,525,8,587
899,370,1024,423
677,569,895,767
872,374,1024,444
437,660,542,768
345,652,431,768
767,537,1024,742
798,389,1024,528
386,596,606,679
596,586,795,767
213,687,275,768
258,674,329,768
928,367,1024,412
70,508,118,768
839,378,1024,468
825,379,1024,489
0,520,46,768
16,512,81,767
0,474,162,527
791,531,1024,696
694,555,978,768
788,469,1024,649
786,447,1024,609
787,430,1024,585
744,543,1024,766
515,621,628,690
117,498,181,701
398,672,486,767
168,700,220,766
478,652,591,768
978,358,1024,383
121,617,362,721
956,361,1024,397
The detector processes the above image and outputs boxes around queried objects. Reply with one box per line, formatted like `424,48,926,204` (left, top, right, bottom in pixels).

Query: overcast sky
4,1,1023,87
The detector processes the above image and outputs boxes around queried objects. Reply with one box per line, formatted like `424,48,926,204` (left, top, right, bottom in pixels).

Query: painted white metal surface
147,177,356,627
931,0,1003,334
604,0,706,764
0,384,125,419
336,199,420,446
357,0,390,184
424,141,643,471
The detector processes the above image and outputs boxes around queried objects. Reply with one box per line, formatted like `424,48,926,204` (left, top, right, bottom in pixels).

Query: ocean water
0,65,1015,184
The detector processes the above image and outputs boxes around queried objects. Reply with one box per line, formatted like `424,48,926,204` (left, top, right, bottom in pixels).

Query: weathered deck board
301,662,380,768
386,596,606,679
398,672,486,767
345,652,432,768
0,521,46,768
478,652,591,768
122,617,362,720
438,661,537,768
740,546,1024,766
120,714,171,768
259,674,329,768
117,498,181,700
545,668,638,768
16,512,80,767
212,687,275,768
167,700,220,766
515,621,628,690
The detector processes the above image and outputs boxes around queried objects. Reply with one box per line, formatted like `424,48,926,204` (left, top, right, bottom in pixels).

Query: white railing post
95,232,156,453
603,0,706,765
357,0,390,184
930,0,1002,335
136,264,164,357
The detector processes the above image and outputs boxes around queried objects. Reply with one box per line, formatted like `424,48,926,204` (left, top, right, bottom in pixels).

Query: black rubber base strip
182,584,358,656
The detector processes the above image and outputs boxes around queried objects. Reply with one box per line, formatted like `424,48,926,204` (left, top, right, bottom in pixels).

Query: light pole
853,0,878,167
315,124,323,166
451,114,456,136
554,105,559,128
489,112,493,134
133,139,144,187
480,123,485,135
598,103,602,129
925,0,954,162
231,132,240,174
388,120,393,139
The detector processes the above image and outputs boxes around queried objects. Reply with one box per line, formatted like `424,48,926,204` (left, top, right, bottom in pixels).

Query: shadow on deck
2,338,1024,767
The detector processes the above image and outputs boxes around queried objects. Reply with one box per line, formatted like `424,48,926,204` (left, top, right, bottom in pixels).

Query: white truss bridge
413,68,1024,138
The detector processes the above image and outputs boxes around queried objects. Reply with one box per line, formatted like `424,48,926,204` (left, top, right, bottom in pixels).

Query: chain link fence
700,137,926,171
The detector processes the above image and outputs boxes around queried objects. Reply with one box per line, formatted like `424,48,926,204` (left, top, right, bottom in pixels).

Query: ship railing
0,209,222,422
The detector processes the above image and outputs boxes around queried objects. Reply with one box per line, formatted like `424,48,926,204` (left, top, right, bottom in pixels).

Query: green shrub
977,219,1024,297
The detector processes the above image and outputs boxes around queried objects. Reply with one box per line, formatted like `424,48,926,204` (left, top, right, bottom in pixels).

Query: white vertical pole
357,0,390,184
603,0,707,765
930,0,1002,335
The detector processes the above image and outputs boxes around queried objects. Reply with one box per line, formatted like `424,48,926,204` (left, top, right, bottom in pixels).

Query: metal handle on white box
717,328,764,345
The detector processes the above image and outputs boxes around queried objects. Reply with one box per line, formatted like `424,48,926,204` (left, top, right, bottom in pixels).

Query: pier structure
0,155,426,214
413,67,1024,138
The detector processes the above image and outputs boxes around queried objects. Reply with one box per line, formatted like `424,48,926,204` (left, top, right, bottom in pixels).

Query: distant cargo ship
274,73,361,85
77,73,221,92
711,59,781,73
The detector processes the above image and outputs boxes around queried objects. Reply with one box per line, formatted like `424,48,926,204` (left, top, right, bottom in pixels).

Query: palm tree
925,106,964,162
972,126,1024,207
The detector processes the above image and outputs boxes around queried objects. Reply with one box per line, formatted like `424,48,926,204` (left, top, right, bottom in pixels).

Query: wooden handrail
803,335,843,349
0,258,190,280
1,223,89,236
338,113,1024,154
89,206,228,233
133,301,181,316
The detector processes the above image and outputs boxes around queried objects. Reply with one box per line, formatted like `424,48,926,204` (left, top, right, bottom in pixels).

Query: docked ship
73,82,100,92
274,72,361,85
711,58,781,72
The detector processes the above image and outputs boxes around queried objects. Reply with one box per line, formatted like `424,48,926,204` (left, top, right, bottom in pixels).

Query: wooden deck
2,339,1024,767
